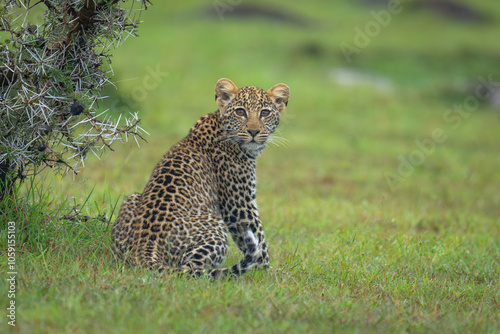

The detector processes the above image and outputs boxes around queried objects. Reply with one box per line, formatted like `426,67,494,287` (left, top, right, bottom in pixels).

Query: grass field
1,0,500,333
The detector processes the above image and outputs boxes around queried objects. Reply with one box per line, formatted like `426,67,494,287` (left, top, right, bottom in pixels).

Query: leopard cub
112,78,290,278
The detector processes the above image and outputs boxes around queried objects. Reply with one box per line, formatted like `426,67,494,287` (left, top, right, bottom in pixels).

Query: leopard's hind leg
178,228,261,279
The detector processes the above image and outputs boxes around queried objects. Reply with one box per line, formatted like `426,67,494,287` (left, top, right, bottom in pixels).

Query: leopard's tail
209,229,260,279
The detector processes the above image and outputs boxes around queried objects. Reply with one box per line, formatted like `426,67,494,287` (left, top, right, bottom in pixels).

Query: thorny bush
0,0,150,199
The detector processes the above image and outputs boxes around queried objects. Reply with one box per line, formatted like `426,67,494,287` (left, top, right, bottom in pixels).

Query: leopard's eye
260,109,271,117
235,108,246,117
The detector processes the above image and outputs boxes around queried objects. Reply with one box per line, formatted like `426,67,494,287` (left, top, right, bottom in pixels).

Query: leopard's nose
247,129,260,137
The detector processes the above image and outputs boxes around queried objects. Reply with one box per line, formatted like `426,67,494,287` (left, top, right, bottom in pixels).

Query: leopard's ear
215,78,238,111
267,83,290,113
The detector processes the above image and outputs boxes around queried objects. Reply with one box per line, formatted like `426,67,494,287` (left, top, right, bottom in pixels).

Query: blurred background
47,0,500,230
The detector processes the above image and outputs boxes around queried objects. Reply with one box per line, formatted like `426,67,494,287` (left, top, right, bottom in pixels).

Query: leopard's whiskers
267,132,289,148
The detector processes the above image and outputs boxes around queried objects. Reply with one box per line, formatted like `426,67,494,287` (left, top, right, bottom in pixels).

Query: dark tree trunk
0,160,15,201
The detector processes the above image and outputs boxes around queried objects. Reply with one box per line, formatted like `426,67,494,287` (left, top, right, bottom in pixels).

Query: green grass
1,0,500,332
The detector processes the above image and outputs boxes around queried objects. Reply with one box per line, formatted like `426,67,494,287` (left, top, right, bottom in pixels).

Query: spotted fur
112,78,290,278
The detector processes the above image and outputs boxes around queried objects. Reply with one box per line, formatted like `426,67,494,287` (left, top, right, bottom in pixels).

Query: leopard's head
215,78,290,157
